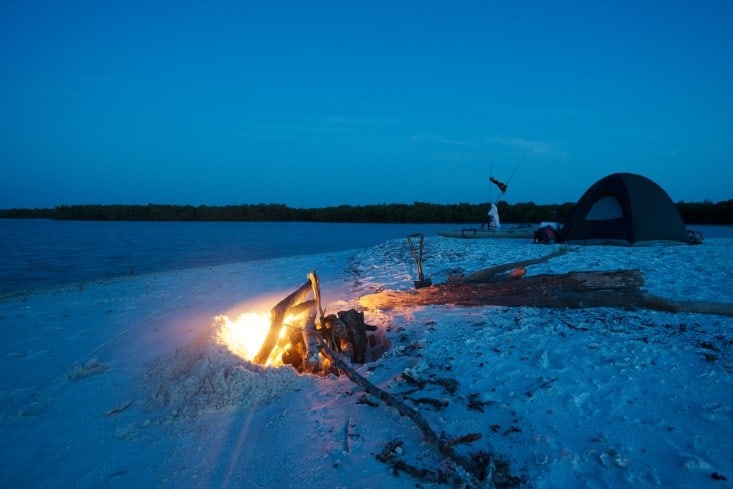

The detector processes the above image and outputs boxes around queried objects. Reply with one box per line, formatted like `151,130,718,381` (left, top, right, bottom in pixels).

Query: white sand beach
1,237,732,488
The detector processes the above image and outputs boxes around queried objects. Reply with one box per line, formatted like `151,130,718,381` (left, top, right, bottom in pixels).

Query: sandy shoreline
1,238,732,488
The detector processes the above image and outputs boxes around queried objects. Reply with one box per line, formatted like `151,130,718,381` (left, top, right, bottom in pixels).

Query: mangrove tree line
1,200,732,224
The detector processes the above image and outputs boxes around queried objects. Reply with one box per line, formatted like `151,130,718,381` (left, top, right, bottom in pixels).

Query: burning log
276,301,317,371
337,309,376,364
301,309,321,373
253,279,313,365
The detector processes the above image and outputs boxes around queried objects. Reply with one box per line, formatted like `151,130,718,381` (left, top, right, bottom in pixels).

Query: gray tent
557,172,689,245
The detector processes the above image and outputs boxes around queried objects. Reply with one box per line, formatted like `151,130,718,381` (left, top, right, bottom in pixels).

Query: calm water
0,220,453,293
1,219,730,294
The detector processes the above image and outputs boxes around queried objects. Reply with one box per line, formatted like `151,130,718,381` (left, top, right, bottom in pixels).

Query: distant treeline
0,200,732,224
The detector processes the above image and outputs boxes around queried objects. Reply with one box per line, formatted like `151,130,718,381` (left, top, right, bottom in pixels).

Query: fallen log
359,269,733,317
361,269,646,310
640,294,733,317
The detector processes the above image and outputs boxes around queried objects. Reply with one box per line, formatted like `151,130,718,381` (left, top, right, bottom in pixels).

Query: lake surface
0,220,454,293
1,219,730,294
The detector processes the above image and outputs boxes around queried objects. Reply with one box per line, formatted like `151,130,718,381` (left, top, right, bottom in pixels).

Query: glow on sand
215,312,288,366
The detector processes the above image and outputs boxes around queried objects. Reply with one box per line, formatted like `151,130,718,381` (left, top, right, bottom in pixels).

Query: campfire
215,271,378,374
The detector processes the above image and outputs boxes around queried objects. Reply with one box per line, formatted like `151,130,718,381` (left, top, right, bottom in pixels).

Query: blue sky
1,1,731,209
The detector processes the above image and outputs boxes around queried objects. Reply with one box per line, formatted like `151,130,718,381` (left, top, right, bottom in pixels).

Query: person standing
481,202,501,230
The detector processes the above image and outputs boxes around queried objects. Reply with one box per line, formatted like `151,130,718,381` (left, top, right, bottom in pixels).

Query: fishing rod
505,150,527,186
488,153,494,202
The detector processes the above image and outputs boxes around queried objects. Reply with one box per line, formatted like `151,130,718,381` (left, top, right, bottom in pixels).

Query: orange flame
215,312,283,366
215,310,303,367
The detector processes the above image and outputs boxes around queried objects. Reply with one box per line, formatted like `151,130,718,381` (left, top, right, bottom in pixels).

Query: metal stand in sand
407,233,432,289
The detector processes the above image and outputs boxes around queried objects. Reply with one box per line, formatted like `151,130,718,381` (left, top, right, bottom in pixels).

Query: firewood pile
251,271,380,374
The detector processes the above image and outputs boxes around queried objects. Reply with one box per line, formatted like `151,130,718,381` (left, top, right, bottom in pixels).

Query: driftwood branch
463,248,569,283
318,342,489,488
308,270,326,323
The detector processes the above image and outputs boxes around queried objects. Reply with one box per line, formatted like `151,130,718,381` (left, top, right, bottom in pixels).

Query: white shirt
488,203,501,229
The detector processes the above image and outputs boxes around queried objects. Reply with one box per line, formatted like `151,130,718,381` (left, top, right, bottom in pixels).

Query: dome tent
557,172,688,245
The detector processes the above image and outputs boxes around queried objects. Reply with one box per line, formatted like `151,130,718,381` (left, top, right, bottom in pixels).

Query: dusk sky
1,1,731,209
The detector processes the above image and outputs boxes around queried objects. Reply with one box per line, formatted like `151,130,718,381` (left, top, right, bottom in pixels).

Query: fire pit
216,271,382,375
